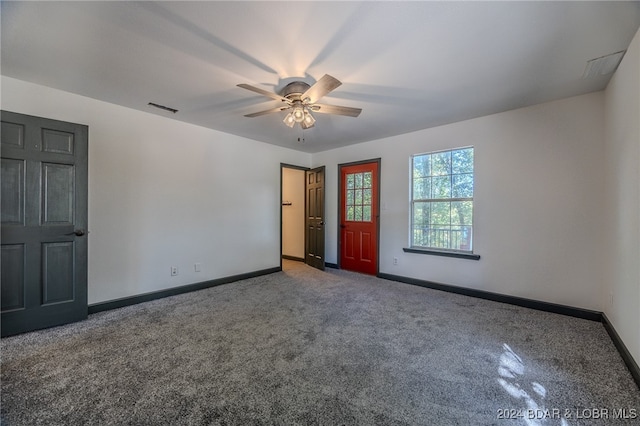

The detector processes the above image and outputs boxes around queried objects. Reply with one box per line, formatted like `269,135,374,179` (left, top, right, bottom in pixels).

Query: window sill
403,247,480,260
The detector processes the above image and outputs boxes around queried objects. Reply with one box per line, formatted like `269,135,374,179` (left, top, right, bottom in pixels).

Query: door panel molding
41,241,76,305
1,158,26,225
0,121,25,149
1,244,26,311
42,128,75,155
42,162,75,225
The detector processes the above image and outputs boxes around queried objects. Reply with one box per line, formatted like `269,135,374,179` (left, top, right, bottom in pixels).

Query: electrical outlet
393,257,398,265
609,292,613,307
194,263,201,272
171,266,178,276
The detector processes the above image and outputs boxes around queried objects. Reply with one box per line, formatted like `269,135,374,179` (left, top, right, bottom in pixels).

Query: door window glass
346,172,372,222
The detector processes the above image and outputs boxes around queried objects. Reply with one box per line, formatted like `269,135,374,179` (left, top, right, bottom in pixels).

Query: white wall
1,76,311,304
282,167,305,259
313,92,605,311
604,28,640,365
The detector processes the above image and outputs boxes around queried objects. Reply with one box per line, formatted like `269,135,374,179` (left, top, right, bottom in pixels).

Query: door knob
73,229,85,236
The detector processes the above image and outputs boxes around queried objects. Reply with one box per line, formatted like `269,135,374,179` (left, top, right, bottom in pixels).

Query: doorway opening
280,163,326,271
281,164,306,264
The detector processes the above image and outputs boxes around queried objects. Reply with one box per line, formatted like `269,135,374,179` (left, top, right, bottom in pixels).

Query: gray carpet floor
2,260,639,425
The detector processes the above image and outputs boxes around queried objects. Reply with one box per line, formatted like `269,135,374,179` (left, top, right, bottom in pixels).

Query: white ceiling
2,1,639,153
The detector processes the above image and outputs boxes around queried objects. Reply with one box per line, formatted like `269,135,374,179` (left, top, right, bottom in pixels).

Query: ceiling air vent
148,102,178,114
582,50,626,79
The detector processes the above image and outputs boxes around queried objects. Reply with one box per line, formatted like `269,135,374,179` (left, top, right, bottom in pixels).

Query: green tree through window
411,147,474,252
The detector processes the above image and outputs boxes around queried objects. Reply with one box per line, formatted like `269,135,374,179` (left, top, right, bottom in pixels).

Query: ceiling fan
237,74,362,129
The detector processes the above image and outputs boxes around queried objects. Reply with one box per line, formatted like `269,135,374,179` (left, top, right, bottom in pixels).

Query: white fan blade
237,84,289,103
310,103,362,117
301,75,342,104
244,106,290,118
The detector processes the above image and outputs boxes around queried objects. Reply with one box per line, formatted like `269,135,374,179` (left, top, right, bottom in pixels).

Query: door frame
280,163,308,269
337,158,381,274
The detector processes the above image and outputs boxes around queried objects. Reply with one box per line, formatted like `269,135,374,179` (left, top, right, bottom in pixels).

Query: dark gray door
305,166,325,270
1,111,88,337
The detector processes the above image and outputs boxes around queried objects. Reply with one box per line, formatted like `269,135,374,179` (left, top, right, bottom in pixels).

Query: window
411,147,474,253
345,171,373,222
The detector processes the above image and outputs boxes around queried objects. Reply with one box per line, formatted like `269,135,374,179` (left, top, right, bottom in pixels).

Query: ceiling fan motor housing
281,81,311,100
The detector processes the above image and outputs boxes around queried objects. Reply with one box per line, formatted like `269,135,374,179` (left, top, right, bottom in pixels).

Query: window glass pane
355,189,362,205
363,188,372,205
355,173,363,188
448,226,473,251
431,151,451,176
450,227,463,250
413,202,430,227
363,172,372,188
462,226,473,251
413,227,428,247
346,189,354,206
451,201,473,225
462,201,474,226
452,148,474,174
347,206,354,221
363,206,372,221
429,227,449,249
347,173,355,189
413,177,431,200
432,176,451,199
431,202,450,225
452,173,473,198
413,155,431,178
412,201,430,247
354,206,362,221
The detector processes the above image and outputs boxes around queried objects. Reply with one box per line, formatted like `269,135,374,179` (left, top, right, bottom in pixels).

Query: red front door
339,161,379,275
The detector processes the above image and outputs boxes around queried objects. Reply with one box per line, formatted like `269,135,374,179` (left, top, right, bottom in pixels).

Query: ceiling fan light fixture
283,112,295,128
293,105,305,122
302,110,316,128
